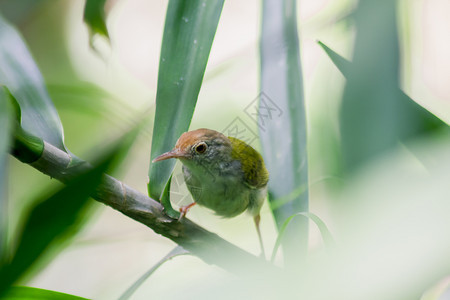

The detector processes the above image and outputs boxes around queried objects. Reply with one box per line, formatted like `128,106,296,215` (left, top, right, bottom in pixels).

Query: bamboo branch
12,139,277,276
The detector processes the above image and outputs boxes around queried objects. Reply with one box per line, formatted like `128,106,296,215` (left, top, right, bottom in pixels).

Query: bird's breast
182,165,250,217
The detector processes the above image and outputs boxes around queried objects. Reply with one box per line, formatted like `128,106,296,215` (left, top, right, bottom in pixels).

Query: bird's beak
152,149,187,163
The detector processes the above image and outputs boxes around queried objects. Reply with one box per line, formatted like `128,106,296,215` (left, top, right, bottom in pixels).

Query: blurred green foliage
336,0,447,173
1,286,88,300
0,3,140,297
0,128,138,294
83,0,109,41
260,0,309,264
0,13,66,152
0,0,449,299
0,88,13,264
0,156,107,293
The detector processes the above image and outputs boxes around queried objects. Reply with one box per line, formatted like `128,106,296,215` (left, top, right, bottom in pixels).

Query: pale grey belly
183,169,250,218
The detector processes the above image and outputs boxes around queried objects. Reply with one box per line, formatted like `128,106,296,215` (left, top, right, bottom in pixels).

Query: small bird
153,128,269,257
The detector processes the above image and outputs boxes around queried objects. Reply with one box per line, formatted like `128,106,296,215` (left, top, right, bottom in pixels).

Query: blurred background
2,0,450,299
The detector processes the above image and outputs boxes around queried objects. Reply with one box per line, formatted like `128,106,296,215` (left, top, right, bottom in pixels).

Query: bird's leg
254,214,266,259
179,202,197,219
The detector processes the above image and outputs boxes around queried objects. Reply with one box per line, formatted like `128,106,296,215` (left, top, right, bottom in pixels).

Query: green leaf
0,162,106,292
317,41,351,77
11,126,44,164
148,0,224,201
319,40,446,137
318,41,446,136
160,175,180,219
0,286,88,300
0,129,137,293
259,0,309,263
118,246,188,300
83,0,109,41
270,212,335,263
0,13,66,152
0,87,13,264
319,0,448,173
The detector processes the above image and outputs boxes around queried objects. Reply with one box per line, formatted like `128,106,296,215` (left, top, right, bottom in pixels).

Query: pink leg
254,214,266,259
179,202,197,219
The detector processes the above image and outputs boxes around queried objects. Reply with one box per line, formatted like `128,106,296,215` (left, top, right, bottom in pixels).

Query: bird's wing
228,137,269,189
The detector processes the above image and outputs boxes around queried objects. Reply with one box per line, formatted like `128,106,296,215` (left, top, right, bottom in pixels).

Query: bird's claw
178,202,197,221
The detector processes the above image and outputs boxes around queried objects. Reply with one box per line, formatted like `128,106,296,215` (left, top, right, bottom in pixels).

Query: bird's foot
178,202,197,220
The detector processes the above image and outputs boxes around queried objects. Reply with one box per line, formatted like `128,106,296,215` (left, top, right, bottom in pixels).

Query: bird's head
152,128,233,171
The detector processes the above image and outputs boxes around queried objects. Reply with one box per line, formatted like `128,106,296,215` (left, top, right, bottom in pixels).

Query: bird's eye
194,142,207,154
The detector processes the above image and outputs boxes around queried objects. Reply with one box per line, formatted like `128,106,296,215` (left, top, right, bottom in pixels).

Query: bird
152,128,269,257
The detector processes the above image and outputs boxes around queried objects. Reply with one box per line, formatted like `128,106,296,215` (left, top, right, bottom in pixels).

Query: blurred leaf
270,212,335,263
46,83,137,128
83,0,109,41
322,0,448,173
148,0,224,201
0,286,88,300
260,0,309,263
0,161,106,292
118,246,188,300
47,83,109,116
421,278,450,300
317,41,351,76
269,183,307,211
318,41,446,136
0,87,13,264
189,138,450,300
0,13,66,152
0,1,48,25
0,128,138,293
304,137,450,300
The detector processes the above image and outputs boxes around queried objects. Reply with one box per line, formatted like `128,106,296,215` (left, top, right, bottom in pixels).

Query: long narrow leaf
317,41,351,76
0,87,13,264
83,0,109,41
148,0,224,201
118,246,188,300
322,0,447,173
260,0,309,263
160,175,180,219
0,161,107,292
318,41,446,137
0,13,66,151
1,286,88,300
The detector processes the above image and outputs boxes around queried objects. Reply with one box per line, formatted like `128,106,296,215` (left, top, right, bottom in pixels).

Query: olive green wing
228,137,269,189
